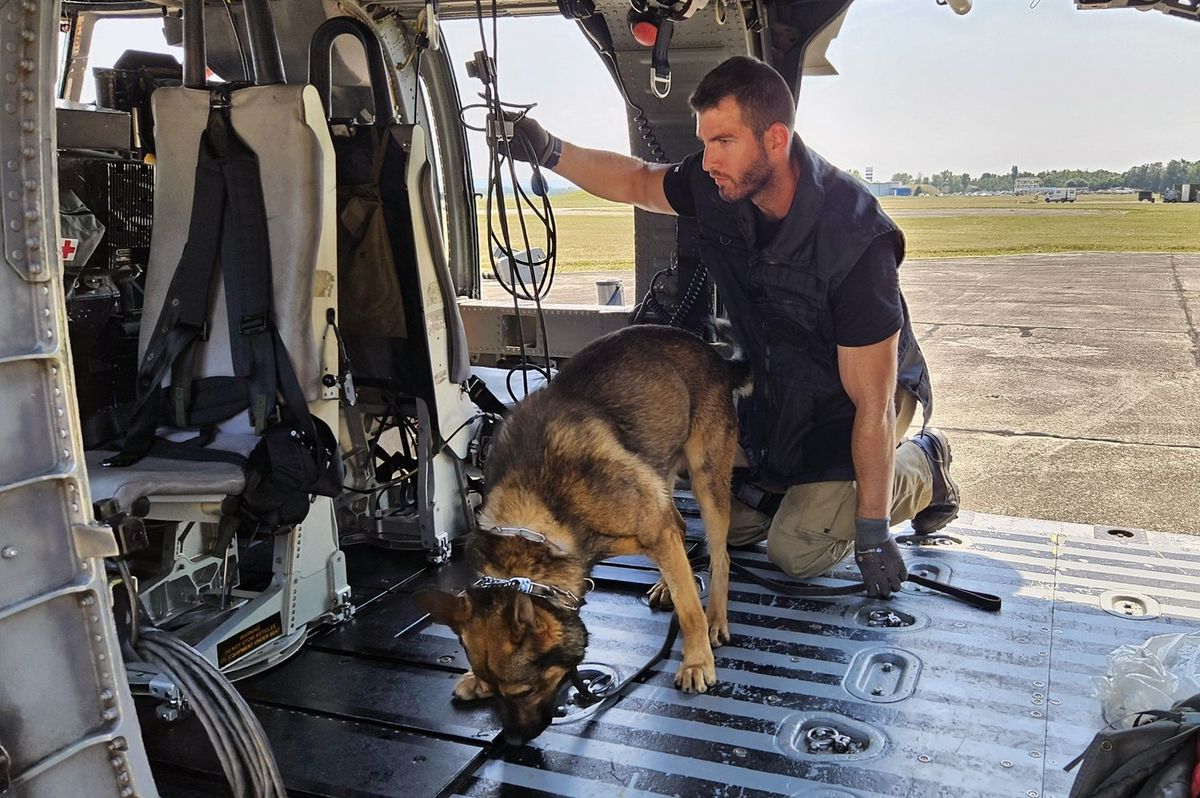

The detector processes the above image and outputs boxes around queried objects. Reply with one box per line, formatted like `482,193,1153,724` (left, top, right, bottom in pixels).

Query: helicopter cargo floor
142,507,1200,798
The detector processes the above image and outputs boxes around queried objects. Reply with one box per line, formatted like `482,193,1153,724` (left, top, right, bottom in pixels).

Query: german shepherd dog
415,324,750,745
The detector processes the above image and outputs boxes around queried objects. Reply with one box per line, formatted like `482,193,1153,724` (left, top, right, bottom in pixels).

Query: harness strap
104,85,320,470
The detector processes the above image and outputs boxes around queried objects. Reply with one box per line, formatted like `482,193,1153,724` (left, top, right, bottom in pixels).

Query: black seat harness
102,85,339,527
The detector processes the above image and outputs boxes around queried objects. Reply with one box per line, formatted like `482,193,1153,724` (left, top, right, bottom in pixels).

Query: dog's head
414,587,587,745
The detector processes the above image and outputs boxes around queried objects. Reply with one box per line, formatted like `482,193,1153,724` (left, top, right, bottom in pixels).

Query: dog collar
485,526,569,555
472,575,587,612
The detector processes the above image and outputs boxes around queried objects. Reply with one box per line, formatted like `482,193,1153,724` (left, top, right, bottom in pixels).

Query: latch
866,609,906,628
804,725,865,755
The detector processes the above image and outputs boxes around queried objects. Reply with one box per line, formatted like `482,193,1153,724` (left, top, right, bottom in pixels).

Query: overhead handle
308,17,397,125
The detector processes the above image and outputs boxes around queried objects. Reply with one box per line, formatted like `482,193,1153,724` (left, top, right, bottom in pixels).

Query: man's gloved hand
853,517,907,598
489,111,562,169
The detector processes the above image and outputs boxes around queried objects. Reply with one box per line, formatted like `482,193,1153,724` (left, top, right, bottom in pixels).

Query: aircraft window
442,17,633,306
70,17,183,105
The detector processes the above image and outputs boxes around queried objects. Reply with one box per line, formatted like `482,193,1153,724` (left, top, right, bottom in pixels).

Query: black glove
490,111,562,169
853,517,907,598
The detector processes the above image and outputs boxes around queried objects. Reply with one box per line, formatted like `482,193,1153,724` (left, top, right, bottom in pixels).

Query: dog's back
480,325,745,563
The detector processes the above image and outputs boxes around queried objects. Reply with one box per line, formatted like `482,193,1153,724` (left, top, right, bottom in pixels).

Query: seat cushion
85,434,258,512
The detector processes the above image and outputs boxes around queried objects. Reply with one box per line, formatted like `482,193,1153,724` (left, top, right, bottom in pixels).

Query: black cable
465,0,558,399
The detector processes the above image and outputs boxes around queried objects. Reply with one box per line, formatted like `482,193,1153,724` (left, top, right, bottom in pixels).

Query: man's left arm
839,333,906,597
831,235,908,597
838,332,899,520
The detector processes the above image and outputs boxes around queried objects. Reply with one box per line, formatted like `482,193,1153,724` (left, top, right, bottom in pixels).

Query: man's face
696,97,772,203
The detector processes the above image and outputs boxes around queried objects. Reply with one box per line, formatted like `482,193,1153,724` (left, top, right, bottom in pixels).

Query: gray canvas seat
86,84,338,512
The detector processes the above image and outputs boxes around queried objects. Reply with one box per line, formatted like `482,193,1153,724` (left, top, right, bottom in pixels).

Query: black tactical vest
680,137,932,486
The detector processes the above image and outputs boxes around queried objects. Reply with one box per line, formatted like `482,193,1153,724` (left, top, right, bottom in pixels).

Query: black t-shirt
663,157,904,348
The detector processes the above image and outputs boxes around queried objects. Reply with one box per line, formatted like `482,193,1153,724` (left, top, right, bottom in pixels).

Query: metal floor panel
144,702,484,798
140,511,1200,798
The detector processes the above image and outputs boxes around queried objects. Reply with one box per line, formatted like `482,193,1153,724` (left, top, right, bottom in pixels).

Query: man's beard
715,146,773,203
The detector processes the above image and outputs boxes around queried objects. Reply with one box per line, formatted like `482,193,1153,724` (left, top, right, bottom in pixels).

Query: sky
442,0,1200,186
77,2,1200,186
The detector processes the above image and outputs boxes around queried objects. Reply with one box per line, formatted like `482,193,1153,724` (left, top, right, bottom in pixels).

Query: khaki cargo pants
728,391,934,578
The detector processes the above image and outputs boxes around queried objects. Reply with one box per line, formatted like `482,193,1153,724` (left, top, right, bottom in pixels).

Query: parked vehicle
1045,187,1078,202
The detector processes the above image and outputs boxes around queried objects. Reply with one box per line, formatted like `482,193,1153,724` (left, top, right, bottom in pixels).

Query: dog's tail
706,317,754,397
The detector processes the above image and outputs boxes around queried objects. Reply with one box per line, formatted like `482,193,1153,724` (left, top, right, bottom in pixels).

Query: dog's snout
503,728,534,746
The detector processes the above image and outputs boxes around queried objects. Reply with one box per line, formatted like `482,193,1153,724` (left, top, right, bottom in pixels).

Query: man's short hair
688,56,796,137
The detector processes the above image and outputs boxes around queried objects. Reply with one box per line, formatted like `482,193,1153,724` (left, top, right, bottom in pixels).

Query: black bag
242,415,342,528
1067,693,1200,798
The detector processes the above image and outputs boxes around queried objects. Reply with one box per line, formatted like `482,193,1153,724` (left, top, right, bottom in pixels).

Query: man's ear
510,593,539,641
766,121,791,157
413,589,471,631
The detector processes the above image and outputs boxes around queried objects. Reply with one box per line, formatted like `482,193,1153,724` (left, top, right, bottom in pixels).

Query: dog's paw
646,578,674,610
674,657,717,694
452,670,494,702
706,609,730,648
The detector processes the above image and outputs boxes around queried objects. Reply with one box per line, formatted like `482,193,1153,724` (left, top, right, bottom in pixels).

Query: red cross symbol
60,238,78,262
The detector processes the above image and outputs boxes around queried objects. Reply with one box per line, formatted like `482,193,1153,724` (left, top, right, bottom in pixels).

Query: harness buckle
240,313,268,335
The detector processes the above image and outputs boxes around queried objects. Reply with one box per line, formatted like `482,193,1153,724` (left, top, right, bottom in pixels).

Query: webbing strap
104,85,302,469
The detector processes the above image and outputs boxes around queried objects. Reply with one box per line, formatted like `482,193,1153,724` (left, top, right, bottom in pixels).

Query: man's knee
766,530,854,579
728,496,770,547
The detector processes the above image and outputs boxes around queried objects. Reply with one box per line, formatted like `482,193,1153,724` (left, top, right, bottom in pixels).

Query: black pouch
241,415,343,528
1066,693,1200,798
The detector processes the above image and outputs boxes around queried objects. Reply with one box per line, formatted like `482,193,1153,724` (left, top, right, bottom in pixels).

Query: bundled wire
135,629,286,798
458,0,558,399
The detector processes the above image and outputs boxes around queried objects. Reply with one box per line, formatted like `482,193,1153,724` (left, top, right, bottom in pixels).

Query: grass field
477,190,1200,272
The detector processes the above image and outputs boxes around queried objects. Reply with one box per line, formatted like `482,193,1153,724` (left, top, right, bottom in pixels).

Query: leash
722,556,1002,612
569,540,1000,710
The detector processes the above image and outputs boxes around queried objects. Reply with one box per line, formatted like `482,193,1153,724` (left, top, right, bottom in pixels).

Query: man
496,56,959,598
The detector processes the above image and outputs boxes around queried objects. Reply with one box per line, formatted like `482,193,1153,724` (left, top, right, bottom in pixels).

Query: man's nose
702,147,716,173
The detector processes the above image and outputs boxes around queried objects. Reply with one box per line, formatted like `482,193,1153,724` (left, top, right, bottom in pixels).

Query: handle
308,17,396,125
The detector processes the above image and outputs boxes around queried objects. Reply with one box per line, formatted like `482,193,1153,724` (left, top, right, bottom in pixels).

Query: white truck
1044,188,1078,203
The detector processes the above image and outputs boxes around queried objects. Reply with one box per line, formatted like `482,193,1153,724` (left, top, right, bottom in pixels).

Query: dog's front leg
453,670,495,701
649,536,717,693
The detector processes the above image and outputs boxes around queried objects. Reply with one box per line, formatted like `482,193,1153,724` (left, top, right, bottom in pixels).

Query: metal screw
732,747,747,758
102,708,119,721
1050,699,1061,706
1033,692,1044,700
437,655,453,664
1100,740,1113,752
917,754,931,763
1027,792,1039,798
766,694,781,703
871,687,884,696
80,595,95,607
1033,681,1045,688
1,546,17,559
1001,760,1014,768
881,663,894,672
1030,751,1042,759
1031,711,1043,718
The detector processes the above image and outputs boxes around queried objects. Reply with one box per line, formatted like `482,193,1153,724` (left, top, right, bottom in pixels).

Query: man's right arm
496,112,678,216
553,141,677,216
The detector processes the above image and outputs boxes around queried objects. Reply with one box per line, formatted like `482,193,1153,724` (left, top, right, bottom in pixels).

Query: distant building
1014,176,1042,194
865,181,904,197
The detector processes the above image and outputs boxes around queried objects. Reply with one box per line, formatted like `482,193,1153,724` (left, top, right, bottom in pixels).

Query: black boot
910,428,960,534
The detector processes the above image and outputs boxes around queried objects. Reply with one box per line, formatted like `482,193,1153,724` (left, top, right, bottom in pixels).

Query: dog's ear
510,593,540,641
413,589,471,631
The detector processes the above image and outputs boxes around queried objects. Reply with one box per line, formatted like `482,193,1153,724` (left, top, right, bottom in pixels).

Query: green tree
890,172,912,185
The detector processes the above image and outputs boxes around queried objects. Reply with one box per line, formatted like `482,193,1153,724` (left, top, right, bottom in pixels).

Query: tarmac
481,252,1200,535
